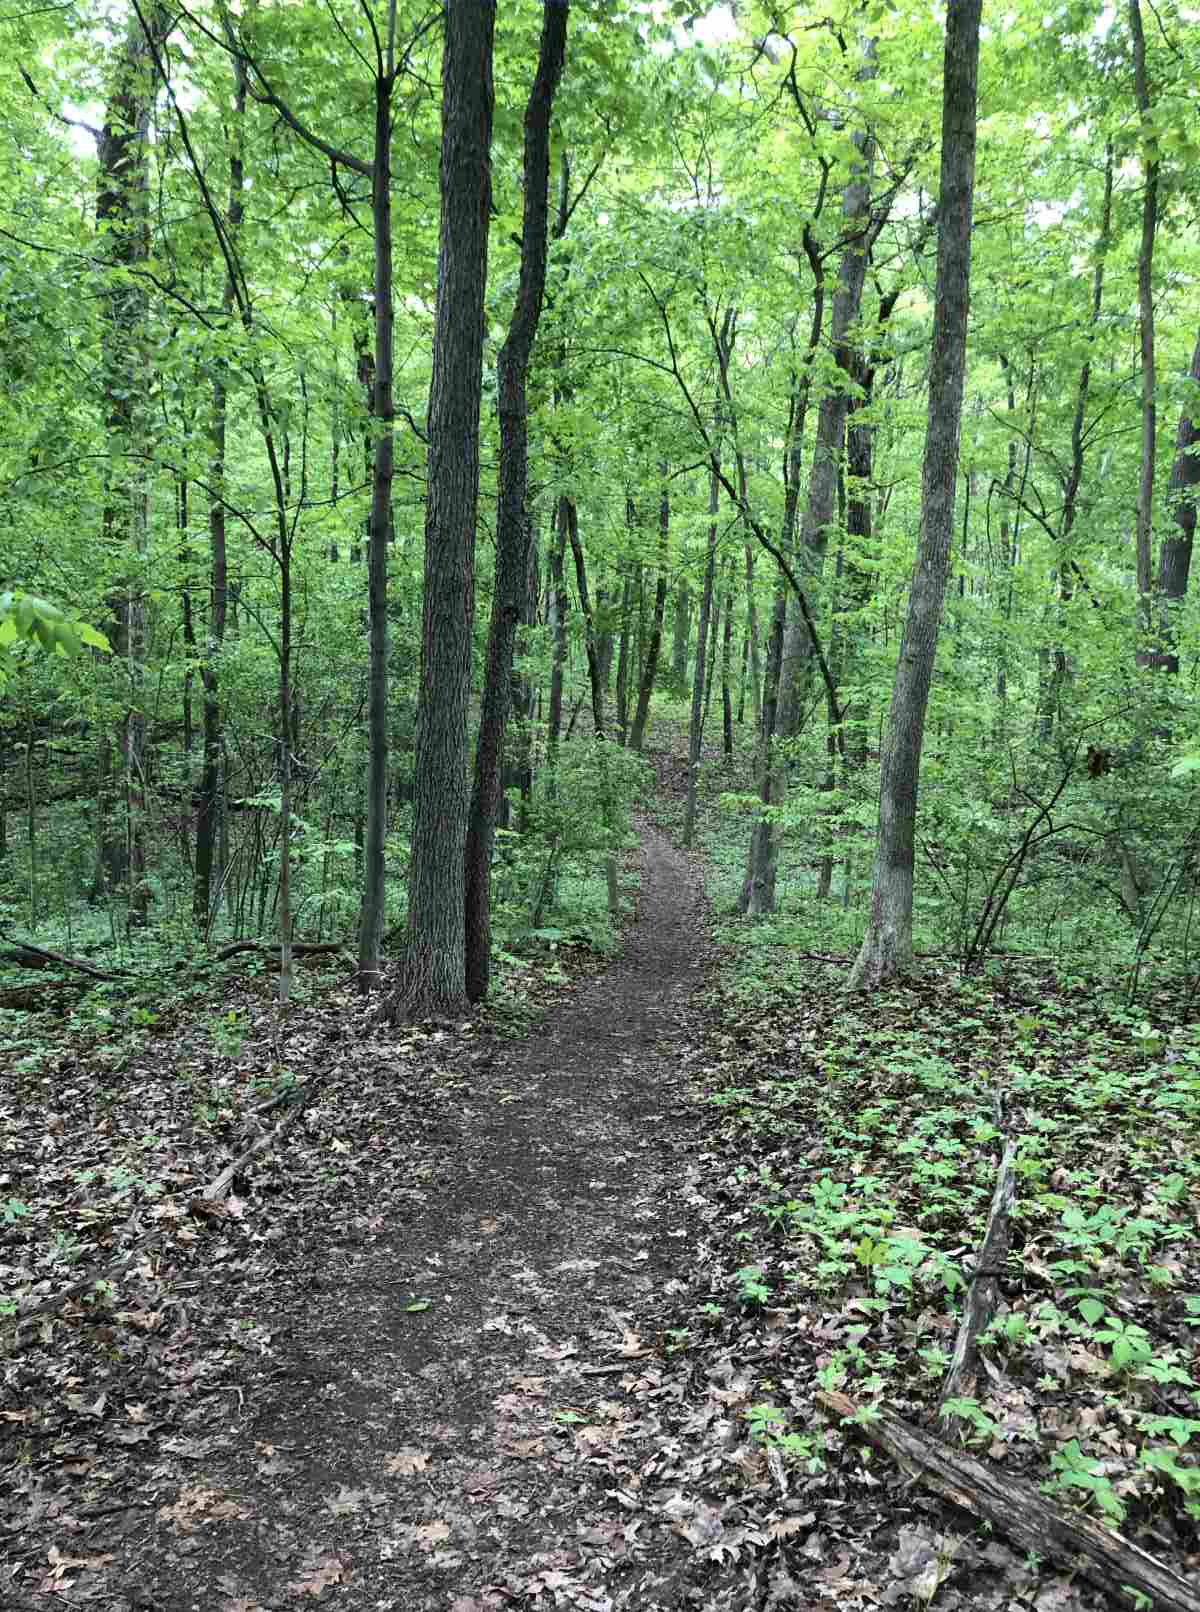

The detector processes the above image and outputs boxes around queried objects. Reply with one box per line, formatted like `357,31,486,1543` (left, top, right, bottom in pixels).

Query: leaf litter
2,803,1198,1609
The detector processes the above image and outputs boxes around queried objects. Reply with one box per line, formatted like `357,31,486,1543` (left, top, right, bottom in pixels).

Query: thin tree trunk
743,546,762,731
566,498,605,735
683,464,720,846
721,564,734,765
628,478,670,753
742,96,876,914
547,498,569,759
671,584,691,691
613,568,633,745
195,49,246,928
358,17,398,987
848,0,982,990
1130,0,1158,639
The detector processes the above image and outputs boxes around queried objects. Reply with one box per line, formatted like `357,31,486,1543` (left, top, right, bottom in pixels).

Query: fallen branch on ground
209,940,346,964
817,1389,1200,1612
0,936,130,980
938,1093,1018,1425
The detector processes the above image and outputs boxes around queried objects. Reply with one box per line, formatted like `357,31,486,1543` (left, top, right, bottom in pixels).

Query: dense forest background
5,4,1200,1602
2,0,1199,1003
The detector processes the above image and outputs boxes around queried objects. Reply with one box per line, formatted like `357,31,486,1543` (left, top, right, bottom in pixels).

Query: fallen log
817,1389,1200,1612
0,936,129,981
209,940,346,964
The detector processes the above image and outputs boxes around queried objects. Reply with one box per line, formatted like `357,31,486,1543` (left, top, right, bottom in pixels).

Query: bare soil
41,821,713,1611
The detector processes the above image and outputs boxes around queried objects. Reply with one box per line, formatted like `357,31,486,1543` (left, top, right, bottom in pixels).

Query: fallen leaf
384,1447,430,1476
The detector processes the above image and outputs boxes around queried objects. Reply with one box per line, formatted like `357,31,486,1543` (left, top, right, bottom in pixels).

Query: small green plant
733,1264,771,1305
745,1403,824,1471
941,1397,1000,1444
1047,1439,1126,1521
210,1008,247,1058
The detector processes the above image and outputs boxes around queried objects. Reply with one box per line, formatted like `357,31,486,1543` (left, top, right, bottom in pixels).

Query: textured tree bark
628,479,670,754
817,1390,1200,1612
358,15,399,988
1130,0,1158,636
386,0,496,1020
546,499,569,761
848,0,981,991
96,4,169,930
464,2,565,1004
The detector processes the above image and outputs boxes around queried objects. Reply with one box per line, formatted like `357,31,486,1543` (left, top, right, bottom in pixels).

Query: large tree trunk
96,4,169,931
464,0,567,1004
385,0,496,1020
358,25,398,987
1130,0,1158,644
848,0,982,990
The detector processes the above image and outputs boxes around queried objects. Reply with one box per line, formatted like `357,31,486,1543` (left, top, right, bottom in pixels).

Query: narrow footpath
124,822,712,1611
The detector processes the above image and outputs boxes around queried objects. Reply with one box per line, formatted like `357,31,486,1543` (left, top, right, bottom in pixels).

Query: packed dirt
40,823,715,1611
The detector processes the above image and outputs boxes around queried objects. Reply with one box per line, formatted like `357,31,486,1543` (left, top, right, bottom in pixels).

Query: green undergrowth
685,942,1200,1546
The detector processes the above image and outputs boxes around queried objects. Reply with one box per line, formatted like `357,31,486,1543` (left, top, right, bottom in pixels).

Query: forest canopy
1,0,1198,1002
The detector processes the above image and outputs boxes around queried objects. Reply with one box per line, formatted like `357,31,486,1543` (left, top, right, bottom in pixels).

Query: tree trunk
195,49,246,929
566,498,606,735
97,4,168,931
1130,0,1158,655
848,0,981,990
358,32,398,987
720,577,735,765
463,2,567,1004
387,0,496,1020
628,478,670,753
742,96,876,914
743,546,762,731
683,464,720,847
547,498,569,758
614,568,633,744
1151,329,1200,672
671,584,691,691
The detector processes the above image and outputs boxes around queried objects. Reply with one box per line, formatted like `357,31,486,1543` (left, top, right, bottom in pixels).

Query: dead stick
817,1390,1200,1612
938,1132,1017,1425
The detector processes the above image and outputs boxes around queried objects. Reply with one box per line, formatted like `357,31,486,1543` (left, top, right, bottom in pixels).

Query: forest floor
3,763,1200,1611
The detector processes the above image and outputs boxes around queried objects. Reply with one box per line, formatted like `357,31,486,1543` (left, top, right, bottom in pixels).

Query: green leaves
0,590,110,678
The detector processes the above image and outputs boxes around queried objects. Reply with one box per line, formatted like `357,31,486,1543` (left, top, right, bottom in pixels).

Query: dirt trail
130,820,710,1611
